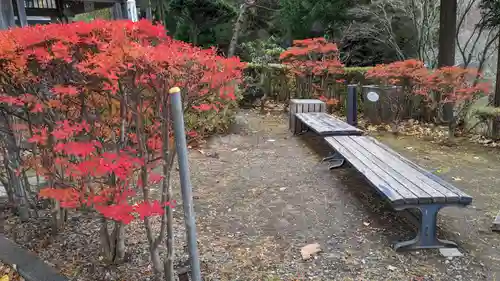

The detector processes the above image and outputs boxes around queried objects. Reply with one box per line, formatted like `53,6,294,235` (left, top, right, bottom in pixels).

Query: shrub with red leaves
280,38,344,107
365,59,491,135
0,19,245,267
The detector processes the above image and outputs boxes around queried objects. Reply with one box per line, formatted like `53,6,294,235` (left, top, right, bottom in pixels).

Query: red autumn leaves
366,59,491,104
0,20,244,225
280,37,344,105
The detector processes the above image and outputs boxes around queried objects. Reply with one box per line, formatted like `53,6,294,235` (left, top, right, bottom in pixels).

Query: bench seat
324,135,472,251
294,112,364,136
324,135,472,206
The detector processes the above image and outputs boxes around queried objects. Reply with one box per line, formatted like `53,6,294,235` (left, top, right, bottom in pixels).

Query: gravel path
190,110,487,280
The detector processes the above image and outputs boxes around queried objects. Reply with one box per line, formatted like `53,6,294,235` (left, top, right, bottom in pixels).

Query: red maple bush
365,59,491,136
0,19,244,270
280,38,344,109
365,59,429,95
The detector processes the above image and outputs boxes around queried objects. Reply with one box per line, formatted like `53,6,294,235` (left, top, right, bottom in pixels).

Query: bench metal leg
393,204,457,251
322,151,345,169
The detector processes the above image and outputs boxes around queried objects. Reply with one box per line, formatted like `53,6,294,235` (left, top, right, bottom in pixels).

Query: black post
347,84,358,126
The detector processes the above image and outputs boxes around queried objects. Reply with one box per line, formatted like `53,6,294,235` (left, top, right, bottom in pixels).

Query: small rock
267,139,276,142
279,187,287,191
439,248,463,258
363,221,370,226
445,260,450,264
231,148,238,152
301,243,322,260
387,265,397,271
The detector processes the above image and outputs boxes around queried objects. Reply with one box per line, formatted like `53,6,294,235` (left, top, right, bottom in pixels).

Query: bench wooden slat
329,137,421,204
353,136,451,203
295,112,364,136
367,137,472,204
341,136,437,203
325,137,408,205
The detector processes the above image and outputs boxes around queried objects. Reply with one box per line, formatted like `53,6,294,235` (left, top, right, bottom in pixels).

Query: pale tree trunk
228,1,251,57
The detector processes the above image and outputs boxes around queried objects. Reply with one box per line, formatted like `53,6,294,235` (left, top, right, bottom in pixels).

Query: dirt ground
191,110,499,281
2,109,500,281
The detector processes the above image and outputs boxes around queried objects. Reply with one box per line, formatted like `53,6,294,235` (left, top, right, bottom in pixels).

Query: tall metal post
169,87,202,281
346,84,358,126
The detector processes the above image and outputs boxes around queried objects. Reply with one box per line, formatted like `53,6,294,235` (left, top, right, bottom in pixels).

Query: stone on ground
301,243,322,260
439,248,464,258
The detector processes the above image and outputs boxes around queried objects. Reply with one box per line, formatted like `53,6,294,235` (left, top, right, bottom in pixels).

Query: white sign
367,91,379,102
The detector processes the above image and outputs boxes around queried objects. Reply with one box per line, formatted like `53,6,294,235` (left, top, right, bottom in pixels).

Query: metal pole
346,84,358,126
169,87,202,281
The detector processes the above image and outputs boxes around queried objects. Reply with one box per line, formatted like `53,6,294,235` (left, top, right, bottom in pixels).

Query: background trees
478,0,500,138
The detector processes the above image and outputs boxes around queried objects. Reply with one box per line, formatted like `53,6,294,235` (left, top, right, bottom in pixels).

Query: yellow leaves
110,99,121,116
326,98,338,106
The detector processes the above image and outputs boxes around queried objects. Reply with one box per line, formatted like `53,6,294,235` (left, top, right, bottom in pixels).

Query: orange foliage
0,20,245,224
365,59,491,105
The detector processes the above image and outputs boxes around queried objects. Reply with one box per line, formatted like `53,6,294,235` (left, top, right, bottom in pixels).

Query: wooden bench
289,99,363,169
289,99,363,137
324,135,472,251
295,112,364,136
289,99,472,251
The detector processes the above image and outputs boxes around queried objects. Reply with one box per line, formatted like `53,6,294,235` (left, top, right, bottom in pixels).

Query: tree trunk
492,36,500,139
100,218,126,264
161,94,175,281
228,2,249,58
0,112,30,221
189,25,199,45
438,0,457,67
438,0,457,123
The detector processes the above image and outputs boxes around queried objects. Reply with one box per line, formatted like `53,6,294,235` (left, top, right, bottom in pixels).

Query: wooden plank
353,136,449,203
313,112,362,133
367,137,472,204
335,137,421,204
358,136,459,202
342,136,435,203
295,112,364,136
324,137,409,205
